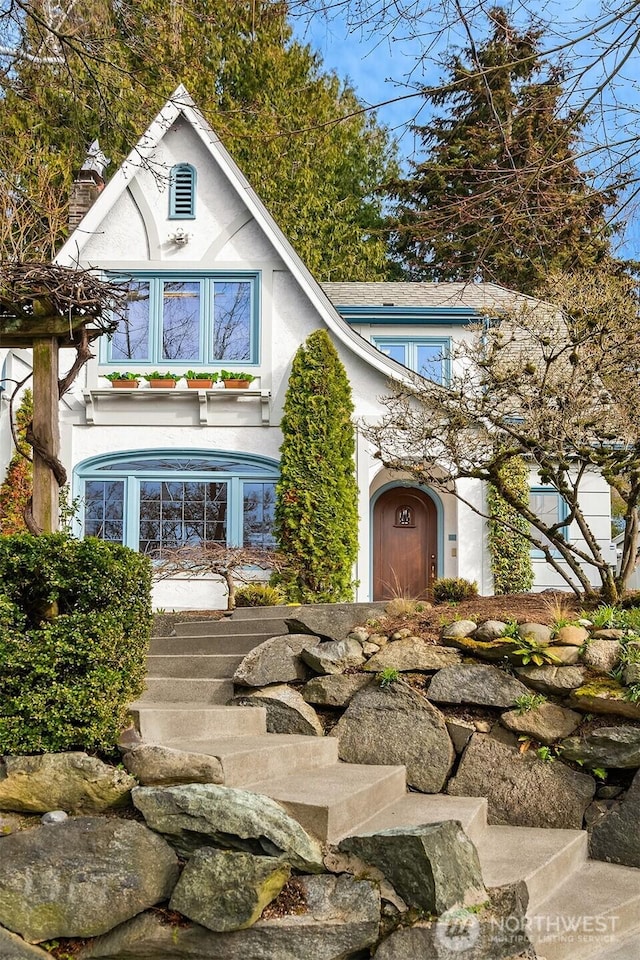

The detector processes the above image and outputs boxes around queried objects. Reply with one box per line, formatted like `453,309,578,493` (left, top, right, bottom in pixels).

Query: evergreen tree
0,1,396,279
389,7,619,293
275,329,358,602
0,391,33,536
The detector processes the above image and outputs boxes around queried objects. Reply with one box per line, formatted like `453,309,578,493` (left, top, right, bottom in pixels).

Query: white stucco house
0,87,614,608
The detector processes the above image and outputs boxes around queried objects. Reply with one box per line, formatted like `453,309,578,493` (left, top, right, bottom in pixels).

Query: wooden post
32,336,60,532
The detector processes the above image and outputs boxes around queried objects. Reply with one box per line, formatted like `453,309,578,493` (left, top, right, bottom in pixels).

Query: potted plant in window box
104,372,141,389
142,371,182,389
185,370,219,389
220,370,256,389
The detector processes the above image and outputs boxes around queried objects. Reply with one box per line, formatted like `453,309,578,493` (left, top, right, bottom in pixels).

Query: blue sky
290,2,640,255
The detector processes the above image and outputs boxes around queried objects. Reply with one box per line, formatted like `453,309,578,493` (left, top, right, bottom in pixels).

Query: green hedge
0,534,152,754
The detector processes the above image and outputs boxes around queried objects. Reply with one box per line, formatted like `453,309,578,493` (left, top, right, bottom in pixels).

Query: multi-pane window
76,452,277,558
107,274,257,365
373,338,451,383
529,488,569,555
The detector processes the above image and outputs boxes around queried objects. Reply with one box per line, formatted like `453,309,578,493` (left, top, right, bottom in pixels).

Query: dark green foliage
389,8,619,292
0,534,152,754
275,330,358,602
0,1,397,278
433,577,479,603
488,457,534,594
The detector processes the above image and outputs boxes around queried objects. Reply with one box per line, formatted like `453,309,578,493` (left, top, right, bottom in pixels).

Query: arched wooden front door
373,487,437,600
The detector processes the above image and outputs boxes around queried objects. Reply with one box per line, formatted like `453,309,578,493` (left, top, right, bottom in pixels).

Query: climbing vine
0,390,33,535
487,456,534,594
275,330,358,602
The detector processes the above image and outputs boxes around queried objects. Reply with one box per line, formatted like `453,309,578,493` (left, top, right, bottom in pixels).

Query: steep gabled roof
54,85,408,380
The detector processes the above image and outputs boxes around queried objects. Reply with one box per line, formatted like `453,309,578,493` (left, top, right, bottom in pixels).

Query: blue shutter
169,164,196,219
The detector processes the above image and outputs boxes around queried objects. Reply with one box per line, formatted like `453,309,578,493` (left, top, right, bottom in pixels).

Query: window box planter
148,379,178,389
104,373,141,389
142,372,182,389
185,371,218,389
221,370,256,389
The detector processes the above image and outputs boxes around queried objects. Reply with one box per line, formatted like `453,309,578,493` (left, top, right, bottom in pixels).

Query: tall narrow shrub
0,390,33,535
275,330,358,601
487,456,534,594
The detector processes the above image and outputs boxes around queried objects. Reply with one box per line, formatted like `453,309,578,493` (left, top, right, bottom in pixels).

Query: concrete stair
128,612,640,959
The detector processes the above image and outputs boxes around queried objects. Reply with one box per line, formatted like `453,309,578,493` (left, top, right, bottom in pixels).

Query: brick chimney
68,140,109,232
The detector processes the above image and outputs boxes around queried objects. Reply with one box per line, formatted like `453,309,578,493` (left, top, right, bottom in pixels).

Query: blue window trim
169,163,196,219
101,271,261,367
369,482,444,596
372,336,452,383
336,305,479,326
73,448,279,551
529,486,570,558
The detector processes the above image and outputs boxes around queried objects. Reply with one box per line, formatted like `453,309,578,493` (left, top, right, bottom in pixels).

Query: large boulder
300,638,365,675
339,821,487,914
232,684,323,736
132,783,323,871
500,702,582,745
363,638,461,673
427,665,530,708
589,768,640,867
440,620,478,640
80,874,381,959
0,817,178,943
374,882,534,960
516,665,586,696
553,625,589,646
518,623,552,645
233,635,316,687
169,848,291,931
0,754,135,814
569,679,640,720
443,635,521,663
0,927,52,958
285,603,385,641
302,674,373,707
122,743,224,786
582,639,622,674
330,682,454,793
473,620,509,642
561,727,640,769
447,734,595,829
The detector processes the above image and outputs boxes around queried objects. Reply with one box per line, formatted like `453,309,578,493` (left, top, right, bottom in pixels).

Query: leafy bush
234,583,286,607
433,577,478,603
0,534,152,754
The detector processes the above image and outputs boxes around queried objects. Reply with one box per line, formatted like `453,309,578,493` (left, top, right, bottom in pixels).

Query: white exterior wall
0,96,615,607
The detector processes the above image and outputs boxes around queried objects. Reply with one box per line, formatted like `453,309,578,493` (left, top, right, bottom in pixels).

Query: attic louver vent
169,163,196,219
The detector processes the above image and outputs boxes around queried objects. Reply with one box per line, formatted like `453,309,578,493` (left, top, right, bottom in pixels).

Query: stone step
150,633,273,655
166,734,339,787
229,601,387,621
246,762,407,843
530,860,640,960
140,677,233,704
347,793,488,846
128,703,267,741
173,618,290,637
475,825,588,910
146,654,244,679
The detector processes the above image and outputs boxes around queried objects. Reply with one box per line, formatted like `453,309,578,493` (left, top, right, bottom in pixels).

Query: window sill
83,387,272,425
